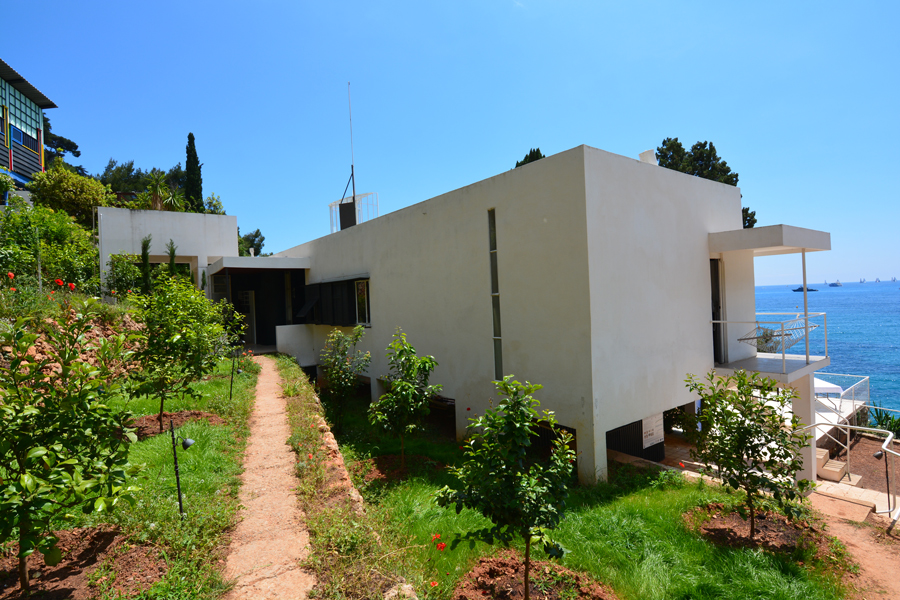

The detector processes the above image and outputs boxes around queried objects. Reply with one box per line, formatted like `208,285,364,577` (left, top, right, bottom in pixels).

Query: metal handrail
711,312,828,374
799,422,898,517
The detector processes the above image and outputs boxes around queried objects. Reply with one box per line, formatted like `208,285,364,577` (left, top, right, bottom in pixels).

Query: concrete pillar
791,374,817,482
588,414,606,484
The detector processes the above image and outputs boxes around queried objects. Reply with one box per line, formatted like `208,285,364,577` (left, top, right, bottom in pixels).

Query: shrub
436,376,575,600
131,276,234,432
0,298,140,592
683,370,813,538
368,329,441,470
319,326,370,432
105,252,142,297
26,158,115,227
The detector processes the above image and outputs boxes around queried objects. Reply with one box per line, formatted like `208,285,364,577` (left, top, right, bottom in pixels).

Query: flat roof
709,224,831,257
208,256,311,275
0,58,57,109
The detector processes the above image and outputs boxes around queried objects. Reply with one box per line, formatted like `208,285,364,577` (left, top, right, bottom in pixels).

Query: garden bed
0,527,165,600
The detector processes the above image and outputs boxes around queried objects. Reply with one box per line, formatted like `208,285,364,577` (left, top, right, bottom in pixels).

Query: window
10,126,22,145
488,209,502,380
212,274,227,295
355,280,370,325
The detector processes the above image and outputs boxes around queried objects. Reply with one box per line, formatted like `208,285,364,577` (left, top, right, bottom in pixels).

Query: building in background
0,58,55,185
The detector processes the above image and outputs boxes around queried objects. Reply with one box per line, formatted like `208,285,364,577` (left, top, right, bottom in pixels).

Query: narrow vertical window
488,209,502,380
355,279,370,326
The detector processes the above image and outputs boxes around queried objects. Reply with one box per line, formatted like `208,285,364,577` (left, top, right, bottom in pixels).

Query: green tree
436,376,574,600
105,252,141,296
131,276,231,432
656,137,756,228
368,329,441,470
0,197,98,290
0,298,141,592
185,133,203,212
515,148,545,168
26,158,115,227
42,115,86,176
238,228,266,256
682,370,812,538
204,193,226,215
319,326,371,433
98,159,148,193
166,238,178,274
140,235,152,294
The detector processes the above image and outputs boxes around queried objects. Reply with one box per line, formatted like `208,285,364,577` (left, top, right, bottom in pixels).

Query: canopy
814,378,843,396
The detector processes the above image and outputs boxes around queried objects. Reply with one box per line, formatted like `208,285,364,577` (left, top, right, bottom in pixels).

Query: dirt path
223,356,315,599
823,512,900,599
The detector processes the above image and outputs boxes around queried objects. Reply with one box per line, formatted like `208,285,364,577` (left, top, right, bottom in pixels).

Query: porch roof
207,256,310,275
708,224,831,257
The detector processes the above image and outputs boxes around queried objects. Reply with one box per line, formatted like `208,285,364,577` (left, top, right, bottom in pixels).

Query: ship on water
829,280,843,287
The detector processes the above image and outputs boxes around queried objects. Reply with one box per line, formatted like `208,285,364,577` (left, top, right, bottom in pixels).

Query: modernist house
260,145,830,484
96,144,831,484
0,59,55,185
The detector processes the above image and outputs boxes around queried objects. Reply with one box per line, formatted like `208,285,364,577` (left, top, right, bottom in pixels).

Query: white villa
98,144,834,484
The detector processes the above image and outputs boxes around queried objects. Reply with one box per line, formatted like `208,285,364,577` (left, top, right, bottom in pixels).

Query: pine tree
185,133,203,212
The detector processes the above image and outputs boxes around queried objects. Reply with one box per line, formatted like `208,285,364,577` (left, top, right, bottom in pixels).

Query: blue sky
5,1,897,285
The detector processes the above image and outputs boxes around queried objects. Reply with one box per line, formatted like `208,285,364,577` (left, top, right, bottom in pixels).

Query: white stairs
817,448,862,486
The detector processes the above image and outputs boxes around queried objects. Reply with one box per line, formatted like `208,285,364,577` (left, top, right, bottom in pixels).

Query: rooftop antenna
349,82,356,202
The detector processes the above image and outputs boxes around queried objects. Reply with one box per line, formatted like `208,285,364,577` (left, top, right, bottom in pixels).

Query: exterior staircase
817,448,862,486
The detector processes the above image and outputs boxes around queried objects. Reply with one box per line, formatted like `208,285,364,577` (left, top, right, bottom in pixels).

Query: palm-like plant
145,171,169,211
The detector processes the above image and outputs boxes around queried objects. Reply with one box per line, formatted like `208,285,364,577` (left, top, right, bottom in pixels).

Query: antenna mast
348,82,356,201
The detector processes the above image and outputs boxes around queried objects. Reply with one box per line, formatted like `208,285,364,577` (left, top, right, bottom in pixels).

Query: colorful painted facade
0,58,56,185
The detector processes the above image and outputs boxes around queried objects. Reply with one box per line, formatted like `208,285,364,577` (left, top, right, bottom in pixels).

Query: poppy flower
678,462,685,468
127,289,131,293
55,279,63,286
68,282,75,291
431,533,441,542
308,453,313,460
430,582,438,587
111,290,117,295
9,287,15,292
436,542,446,551
50,291,55,295
6,272,12,279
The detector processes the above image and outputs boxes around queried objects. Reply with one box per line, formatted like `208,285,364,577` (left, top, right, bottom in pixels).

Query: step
838,473,863,487
809,490,874,521
820,459,848,482
816,448,829,471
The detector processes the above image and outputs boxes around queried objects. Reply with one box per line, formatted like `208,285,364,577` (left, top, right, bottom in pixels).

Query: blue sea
755,281,900,411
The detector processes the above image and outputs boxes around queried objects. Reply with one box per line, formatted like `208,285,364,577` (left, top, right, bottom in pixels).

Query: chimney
639,150,657,165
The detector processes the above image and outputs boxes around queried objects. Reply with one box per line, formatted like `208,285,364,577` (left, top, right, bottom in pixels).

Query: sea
755,281,900,411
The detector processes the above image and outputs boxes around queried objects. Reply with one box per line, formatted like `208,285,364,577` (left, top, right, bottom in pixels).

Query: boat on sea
875,277,881,283
829,280,843,287
793,286,818,292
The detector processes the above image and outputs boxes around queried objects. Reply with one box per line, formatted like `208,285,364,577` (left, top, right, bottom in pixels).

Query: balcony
714,312,830,383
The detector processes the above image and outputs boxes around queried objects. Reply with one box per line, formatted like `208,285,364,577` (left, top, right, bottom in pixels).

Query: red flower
50,291,55,295
9,287,15,292
68,282,75,291
308,453,313,460
55,279,63,286
6,272,12,279
466,407,470,411
679,462,685,468
430,582,438,587
431,533,441,542
436,542,446,551
127,289,131,293
111,290,117,295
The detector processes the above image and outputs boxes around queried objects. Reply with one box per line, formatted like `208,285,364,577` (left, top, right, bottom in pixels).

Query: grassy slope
68,357,258,599
278,356,848,600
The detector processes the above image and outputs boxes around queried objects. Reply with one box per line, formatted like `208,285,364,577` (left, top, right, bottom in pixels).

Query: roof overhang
208,256,310,276
709,224,831,257
0,58,57,109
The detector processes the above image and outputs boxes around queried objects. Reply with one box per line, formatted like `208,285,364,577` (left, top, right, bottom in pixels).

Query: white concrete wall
275,324,318,366
278,147,597,480
582,147,744,481
97,207,238,291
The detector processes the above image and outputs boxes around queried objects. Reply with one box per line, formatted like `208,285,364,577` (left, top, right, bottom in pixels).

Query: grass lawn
66,356,259,599
277,356,850,600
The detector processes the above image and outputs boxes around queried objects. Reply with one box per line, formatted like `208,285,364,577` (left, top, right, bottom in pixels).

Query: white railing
712,312,828,374
815,373,869,419
799,422,899,518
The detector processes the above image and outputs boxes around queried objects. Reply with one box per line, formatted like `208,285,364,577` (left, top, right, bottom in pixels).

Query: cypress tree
185,133,203,212
140,235,152,294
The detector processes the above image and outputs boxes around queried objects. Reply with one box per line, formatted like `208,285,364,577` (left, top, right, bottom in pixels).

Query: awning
709,224,831,257
814,378,843,396
207,255,310,276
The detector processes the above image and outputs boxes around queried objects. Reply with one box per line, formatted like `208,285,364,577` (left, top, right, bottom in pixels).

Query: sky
4,1,898,286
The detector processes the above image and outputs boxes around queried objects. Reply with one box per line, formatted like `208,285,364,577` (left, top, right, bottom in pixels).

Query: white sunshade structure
814,378,843,396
